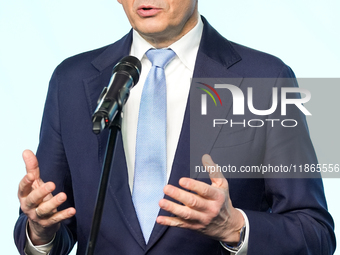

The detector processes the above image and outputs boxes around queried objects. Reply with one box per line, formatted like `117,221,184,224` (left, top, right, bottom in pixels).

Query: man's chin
136,22,168,36
136,27,175,45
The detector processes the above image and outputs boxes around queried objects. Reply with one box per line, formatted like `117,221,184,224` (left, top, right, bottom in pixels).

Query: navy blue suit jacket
14,17,336,254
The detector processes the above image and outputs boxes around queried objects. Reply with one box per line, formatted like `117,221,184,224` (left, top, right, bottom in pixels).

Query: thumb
202,154,228,189
23,149,40,181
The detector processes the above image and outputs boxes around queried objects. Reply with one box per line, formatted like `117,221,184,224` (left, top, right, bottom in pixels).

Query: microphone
92,56,142,134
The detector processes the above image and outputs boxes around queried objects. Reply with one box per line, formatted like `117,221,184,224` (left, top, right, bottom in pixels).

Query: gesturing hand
156,154,244,244
18,150,76,245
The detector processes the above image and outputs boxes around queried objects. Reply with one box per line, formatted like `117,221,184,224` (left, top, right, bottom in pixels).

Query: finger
164,184,210,209
177,178,221,200
32,178,46,191
156,215,201,230
159,198,204,220
23,150,40,180
18,173,35,198
202,154,228,189
36,192,67,217
35,207,76,226
25,182,56,208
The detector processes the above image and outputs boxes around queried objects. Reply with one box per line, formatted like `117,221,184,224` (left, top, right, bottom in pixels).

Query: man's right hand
18,150,76,245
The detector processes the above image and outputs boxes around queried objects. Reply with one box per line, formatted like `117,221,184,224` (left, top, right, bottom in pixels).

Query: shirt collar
130,15,204,72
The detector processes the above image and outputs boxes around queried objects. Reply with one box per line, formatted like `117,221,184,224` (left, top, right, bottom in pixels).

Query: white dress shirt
25,15,249,255
122,16,203,192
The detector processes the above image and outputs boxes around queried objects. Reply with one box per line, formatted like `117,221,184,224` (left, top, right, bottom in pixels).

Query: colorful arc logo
197,82,223,106
197,82,222,115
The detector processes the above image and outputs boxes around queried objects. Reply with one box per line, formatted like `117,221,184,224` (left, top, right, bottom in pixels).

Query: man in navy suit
15,0,336,254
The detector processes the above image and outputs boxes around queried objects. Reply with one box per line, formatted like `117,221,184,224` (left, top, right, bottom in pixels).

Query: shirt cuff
24,220,54,255
220,209,249,255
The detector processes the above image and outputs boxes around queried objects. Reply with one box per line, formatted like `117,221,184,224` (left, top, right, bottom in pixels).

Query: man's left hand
156,154,244,244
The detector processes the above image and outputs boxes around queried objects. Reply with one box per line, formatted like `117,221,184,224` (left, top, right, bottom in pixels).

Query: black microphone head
112,56,142,86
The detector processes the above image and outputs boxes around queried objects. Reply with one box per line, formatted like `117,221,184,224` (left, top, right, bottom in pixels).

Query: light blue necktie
132,49,176,243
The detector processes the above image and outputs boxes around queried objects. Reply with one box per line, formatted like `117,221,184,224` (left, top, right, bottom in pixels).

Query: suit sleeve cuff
220,209,249,255
24,220,54,255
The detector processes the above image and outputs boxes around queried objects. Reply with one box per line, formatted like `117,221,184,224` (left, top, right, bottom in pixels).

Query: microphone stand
85,114,122,255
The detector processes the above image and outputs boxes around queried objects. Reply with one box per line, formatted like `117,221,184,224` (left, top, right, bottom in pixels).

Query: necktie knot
146,49,176,69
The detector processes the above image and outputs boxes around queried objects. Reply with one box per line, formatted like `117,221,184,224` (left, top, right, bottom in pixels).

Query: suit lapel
83,31,133,165
83,31,148,249
191,16,243,173
190,59,243,179
108,131,147,249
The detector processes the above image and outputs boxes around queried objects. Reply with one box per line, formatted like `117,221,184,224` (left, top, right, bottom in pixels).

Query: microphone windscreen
112,56,142,86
